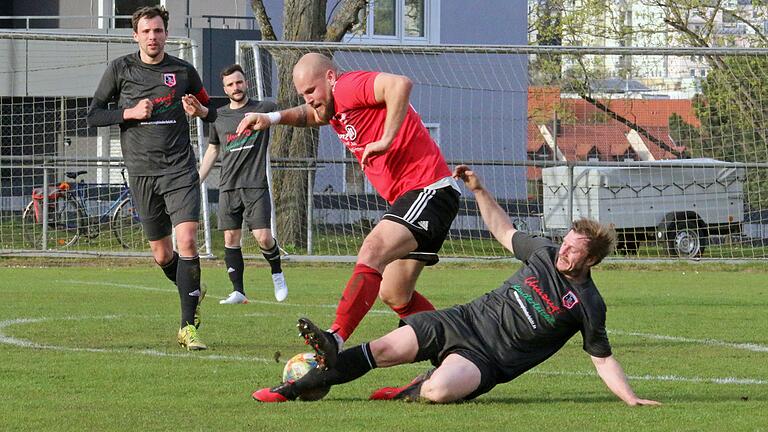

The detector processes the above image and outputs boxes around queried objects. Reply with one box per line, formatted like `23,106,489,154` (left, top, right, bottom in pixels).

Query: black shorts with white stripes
382,185,460,261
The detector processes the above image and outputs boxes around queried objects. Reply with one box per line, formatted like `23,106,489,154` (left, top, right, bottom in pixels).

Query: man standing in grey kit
199,64,288,304
87,6,216,350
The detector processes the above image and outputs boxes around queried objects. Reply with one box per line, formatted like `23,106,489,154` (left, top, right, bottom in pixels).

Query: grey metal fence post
307,167,314,255
41,167,49,250
567,162,574,225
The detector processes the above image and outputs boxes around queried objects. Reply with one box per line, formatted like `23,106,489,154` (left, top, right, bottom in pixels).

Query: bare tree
250,0,367,248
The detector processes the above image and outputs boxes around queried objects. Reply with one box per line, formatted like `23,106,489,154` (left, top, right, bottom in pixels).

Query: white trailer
542,159,744,257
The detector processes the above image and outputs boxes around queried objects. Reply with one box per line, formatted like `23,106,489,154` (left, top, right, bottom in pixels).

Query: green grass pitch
0,259,766,431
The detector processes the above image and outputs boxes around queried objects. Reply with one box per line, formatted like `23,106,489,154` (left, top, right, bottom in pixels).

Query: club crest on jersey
163,73,177,87
562,291,579,309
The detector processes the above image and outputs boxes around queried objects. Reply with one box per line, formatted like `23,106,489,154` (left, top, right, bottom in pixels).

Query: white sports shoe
219,291,249,304
272,273,288,302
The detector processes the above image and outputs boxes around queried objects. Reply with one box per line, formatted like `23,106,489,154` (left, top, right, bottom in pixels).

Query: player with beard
198,64,288,304
87,5,216,350
236,53,460,365
251,166,661,406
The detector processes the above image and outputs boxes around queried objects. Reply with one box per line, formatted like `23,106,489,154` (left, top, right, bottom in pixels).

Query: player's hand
360,140,391,167
125,98,153,120
182,94,207,118
236,113,270,135
453,164,484,192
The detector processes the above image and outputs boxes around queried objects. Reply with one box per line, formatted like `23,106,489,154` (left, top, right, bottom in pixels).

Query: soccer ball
282,352,331,401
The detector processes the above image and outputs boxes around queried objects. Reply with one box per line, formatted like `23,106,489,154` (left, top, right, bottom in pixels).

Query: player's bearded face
295,72,336,122
134,16,167,60
223,71,248,103
556,231,593,277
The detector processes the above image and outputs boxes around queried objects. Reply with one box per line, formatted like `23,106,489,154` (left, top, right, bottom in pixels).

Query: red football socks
331,263,382,341
390,291,435,318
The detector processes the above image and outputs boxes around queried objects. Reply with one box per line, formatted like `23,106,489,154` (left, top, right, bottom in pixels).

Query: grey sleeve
86,61,125,127
208,120,220,145
512,232,555,261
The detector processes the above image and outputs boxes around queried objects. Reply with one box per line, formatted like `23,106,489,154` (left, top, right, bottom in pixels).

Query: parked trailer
541,159,744,258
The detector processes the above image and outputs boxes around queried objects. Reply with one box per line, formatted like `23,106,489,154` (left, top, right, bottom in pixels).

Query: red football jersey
328,71,451,204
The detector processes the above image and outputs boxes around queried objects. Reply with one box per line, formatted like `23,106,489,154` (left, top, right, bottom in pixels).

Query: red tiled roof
526,88,695,180
563,98,701,128
528,87,701,128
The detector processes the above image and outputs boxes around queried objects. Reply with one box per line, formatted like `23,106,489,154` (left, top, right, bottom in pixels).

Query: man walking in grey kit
87,6,216,350
199,64,288,304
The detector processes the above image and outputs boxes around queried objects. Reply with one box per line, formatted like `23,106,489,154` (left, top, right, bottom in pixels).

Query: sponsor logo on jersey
524,276,561,315
562,291,579,309
164,73,176,87
417,220,429,230
513,291,537,329
150,89,179,115
335,113,360,149
511,284,556,325
224,129,259,152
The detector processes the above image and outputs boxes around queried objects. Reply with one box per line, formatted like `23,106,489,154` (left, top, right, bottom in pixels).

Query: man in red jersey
237,53,460,367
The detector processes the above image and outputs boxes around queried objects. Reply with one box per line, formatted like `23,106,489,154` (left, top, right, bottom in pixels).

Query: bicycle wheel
21,201,43,248
111,197,146,249
21,198,82,248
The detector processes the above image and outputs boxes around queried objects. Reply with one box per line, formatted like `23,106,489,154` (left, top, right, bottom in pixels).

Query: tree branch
250,0,277,41
325,0,368,42
579,93,686,158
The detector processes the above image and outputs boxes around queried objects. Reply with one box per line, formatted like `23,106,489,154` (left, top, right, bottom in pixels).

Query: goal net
0,32,212,257
1,35,766,261
236,42,767,261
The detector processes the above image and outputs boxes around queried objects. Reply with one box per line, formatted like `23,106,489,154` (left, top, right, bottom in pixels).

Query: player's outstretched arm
453,165,517,254
591,355,661,406
236,104,325,135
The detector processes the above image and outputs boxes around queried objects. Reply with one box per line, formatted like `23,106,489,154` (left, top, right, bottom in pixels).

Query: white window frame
344,0,440,45
98,0,166,29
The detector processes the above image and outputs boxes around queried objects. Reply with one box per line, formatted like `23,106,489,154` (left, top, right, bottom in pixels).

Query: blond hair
571,218,617,265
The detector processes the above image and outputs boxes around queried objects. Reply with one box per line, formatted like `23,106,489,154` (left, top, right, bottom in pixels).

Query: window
586,147,601,161
348,0,439,44
102,0,162,29
424,123,440,146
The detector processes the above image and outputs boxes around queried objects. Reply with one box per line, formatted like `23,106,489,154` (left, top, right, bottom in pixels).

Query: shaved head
293,53,338,82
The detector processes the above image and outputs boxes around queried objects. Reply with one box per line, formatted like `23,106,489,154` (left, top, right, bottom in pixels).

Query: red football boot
252,381,296,403
369,369,435,401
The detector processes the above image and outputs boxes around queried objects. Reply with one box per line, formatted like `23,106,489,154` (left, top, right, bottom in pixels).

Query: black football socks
261,238,282,274
224,246,245,294
159,251,179,284
289,343,378,397
177,255,201,327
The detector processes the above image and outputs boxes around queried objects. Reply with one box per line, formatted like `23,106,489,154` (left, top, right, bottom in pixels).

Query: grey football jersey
208,99,277,191
87,52,216,176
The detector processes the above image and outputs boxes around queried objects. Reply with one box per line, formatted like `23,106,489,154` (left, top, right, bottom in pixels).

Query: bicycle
22,169,145,249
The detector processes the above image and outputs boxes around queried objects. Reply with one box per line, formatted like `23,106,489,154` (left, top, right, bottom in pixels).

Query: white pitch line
0,316,272,363
609,330,768,353
1,315,766,385
529,370,767,385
